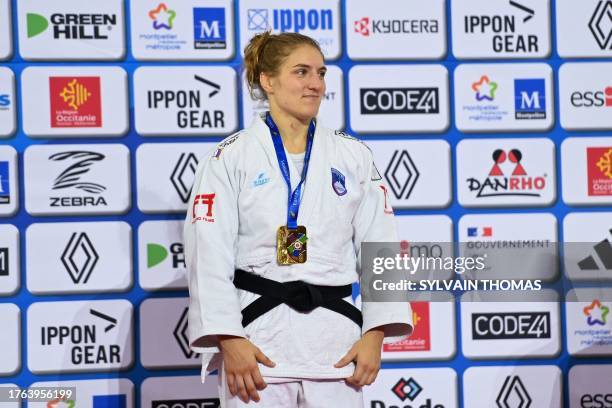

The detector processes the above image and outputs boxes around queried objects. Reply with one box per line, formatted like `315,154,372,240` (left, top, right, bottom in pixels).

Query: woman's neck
269,109,311,154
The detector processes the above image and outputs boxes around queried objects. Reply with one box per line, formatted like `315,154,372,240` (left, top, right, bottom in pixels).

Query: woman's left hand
334,327,385,388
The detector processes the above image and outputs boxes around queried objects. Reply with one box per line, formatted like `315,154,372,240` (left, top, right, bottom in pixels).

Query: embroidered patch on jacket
331,167,347,196
211,131,243,160
252,172,270,187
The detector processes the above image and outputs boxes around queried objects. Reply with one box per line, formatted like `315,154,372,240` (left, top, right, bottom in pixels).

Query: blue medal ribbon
265,112,316,229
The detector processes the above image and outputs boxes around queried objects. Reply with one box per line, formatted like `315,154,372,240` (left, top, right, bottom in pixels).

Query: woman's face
262,45,327,123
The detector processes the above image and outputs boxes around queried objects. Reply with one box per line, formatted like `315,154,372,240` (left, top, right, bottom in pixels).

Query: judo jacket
184,113,413,382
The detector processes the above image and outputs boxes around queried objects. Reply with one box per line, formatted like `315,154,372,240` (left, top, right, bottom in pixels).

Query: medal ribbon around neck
265,112,316,229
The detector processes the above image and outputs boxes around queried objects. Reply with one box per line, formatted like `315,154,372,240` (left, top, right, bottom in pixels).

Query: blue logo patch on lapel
331,168,347,196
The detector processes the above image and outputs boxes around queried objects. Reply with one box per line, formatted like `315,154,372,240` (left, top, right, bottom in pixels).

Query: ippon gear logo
463,0,539,54
170,153,198,203
192,193,216,223
360,88,439,114
353,17,439,37
466,149,546,198
246,8,333,32
496,376,532,408
472,312,551,340
589,1,612,50
578,228,612,271
384,150,420,200
61,232,99,284
174,307,198,359
49,77,102,128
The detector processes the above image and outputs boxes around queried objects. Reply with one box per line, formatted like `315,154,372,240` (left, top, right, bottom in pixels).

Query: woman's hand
334,327,385,388
218,335,276,403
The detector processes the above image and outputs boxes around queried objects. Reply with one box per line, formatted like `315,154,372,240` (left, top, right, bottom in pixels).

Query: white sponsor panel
17,0,125,60
0,146,18,217
140,298,200,369
461,290,561,359
0,0,12,60
27,299,133,373
564,213,612,282
349,65,449,133
239,0,341,60
363,367,457,408
366,140,451,209
346,0,446,60
28,379,134,408
559,63,612,131
24,144,131,215
569,365,612,408
21,66,129,137
382,294,456,362
0,304,20,376
0,224,19,296
141,375,220,408
457,138,556,207
561,137,612,206
454,63,553,132
136,143,216,213
463,365,562,407
451,0,551,59
26,222,132,294
556,0,612,58
130,0,234,61
459,213,558,281
0,67,16,138
241,65,344,130
134,66,238,136
138,220,187,291
566,288,612,356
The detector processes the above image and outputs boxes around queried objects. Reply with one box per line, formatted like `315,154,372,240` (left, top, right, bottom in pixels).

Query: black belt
233,269,363,328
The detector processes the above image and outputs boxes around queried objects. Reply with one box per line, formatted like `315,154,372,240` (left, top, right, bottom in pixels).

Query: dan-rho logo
456,138,556,207
239,0,341,59
17,0,125,60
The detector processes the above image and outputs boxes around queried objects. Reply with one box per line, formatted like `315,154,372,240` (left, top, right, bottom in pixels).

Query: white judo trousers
185,114,413,402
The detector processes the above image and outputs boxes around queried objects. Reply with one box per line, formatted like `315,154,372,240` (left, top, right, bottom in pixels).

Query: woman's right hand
218,335,276,403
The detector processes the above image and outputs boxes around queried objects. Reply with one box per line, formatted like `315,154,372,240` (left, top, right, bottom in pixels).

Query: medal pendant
277,225,308,265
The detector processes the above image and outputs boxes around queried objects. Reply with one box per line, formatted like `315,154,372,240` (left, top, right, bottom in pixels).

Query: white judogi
184,113,412,384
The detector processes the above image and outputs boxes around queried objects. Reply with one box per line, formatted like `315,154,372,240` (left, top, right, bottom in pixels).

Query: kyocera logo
247,8,333,32
570,86,612,108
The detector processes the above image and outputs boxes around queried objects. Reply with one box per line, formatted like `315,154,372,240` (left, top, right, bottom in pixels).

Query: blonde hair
243,31,323,100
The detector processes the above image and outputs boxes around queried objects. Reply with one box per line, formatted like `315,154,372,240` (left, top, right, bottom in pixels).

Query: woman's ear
260,72,273,95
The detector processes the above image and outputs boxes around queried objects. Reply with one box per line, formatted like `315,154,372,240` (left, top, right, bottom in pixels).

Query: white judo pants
218,370,364,407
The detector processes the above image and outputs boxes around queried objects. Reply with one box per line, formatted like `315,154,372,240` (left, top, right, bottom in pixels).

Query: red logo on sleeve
192,193,216,223
379,185,394,215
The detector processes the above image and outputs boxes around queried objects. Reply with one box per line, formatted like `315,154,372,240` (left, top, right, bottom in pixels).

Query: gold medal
277,225,308,265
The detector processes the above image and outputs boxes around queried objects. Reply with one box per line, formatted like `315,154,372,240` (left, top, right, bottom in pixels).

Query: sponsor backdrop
1,0,612,407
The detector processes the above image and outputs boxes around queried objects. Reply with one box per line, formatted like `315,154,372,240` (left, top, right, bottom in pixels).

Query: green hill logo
147,243,185,269
27,13,49,38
